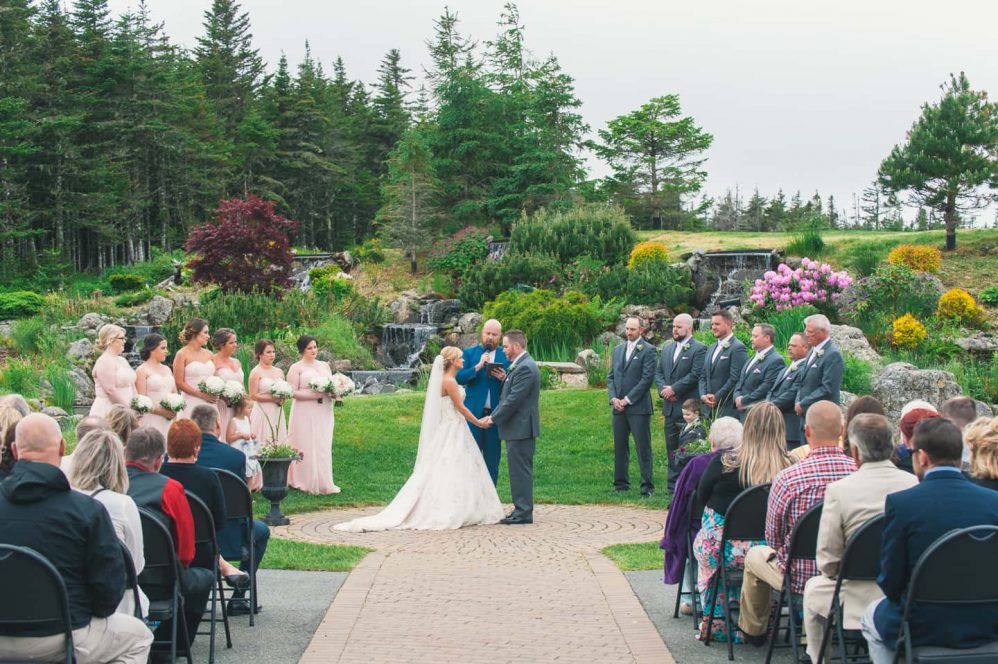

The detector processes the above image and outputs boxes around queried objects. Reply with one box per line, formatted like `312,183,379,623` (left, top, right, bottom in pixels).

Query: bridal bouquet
160,393,187,414
221,380,246,407
197,375,226,398
130,395,153,414
268,380,294,400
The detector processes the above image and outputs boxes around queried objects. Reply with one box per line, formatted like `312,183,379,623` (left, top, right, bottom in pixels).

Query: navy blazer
767,361,806,442
196,432,248,556
874,469,998,649
607,341,657,415
733,348,786,418
455,344,507,416
699,337,748,419
654,338,707,418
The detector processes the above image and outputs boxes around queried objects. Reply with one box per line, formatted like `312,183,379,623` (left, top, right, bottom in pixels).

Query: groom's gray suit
489,351,541,520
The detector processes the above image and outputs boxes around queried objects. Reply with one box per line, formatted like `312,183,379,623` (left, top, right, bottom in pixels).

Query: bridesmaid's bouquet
329,372,356,399
221,380,246,407
308,375,335,395
160,393,187,414
268,380,294,400
130,395,153,414
197,376,226,398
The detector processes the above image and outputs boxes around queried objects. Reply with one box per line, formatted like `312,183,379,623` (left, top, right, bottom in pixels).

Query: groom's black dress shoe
500,515,533,525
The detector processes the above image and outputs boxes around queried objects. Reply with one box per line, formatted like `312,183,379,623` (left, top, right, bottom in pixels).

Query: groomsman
767,333,810,449
733,323,785,421
456,318,506,485
608,316,657,497
654,313,706,491
795,313,844,441
699,309,748,420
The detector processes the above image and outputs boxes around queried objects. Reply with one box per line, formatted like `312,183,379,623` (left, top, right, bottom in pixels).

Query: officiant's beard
483,341,496,352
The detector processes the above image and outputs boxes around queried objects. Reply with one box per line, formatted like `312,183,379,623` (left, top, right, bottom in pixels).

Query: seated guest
660,415,741,615
124,427,213,652
68,429,150,618
0,414,152,663
963,416,998,491
842,395,886,456
940,396,980,469
160,419,250,586
106,405,139,447
0,405,23,480
860,417,998,663
802,414,918,661
738,401,856,645
189,404,270,615
693,405,793,642
895,408,939,474
61,415,112,476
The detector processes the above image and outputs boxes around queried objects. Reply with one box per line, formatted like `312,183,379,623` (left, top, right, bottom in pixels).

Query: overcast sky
103,0,998,221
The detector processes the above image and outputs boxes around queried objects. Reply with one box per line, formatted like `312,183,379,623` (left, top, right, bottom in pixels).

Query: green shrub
114,288,155,308
301,315,376,369
10,318,62,359
840,264,941,335
353,238,386,264
539,365,559,390
0,359,40,397
43,365,76,411
766,305,818,352
509,204,636,267
483,290,604,352
427,226,490,277
457,252,561,309
311,274,355,302
847,244,887,277
841,353,874,395
0,291,45,319
784,220,825,257
567,259,693,308
108,273,145,293
981,286,998,307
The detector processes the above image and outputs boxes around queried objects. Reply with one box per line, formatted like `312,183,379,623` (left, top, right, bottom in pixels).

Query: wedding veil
414,355,445,468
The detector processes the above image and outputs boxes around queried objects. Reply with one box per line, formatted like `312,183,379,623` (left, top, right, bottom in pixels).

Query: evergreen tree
764,189,787,229
860,184,883,230
370,48,412,172
743,188,767,231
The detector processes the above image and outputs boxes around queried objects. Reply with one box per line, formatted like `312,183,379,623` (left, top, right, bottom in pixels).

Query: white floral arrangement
197,375,226,397
160,393,187,414
268,380,294,400
329,372,355,399
221,380,246,407
308,375,335,395
130,395,153,414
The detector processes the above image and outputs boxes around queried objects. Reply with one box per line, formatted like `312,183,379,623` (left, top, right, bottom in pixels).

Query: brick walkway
277,505,676,664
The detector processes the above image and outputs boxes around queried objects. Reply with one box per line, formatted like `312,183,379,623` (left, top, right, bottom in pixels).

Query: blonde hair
440,346,462,369
106,405,138,444
95,324,126,351
69,429,128,494
0,405,23,442
723,402,793,486
964,416,998,481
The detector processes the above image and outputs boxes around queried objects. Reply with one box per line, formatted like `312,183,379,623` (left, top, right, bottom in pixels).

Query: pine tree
743,189,767,231
860,184,883,230
370,49,412,171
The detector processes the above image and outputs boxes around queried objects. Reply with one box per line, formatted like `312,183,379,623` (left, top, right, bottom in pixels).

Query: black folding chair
673,491,705,630
704,482,772,661
118,540,143,621
137,509,193,664
0,544,74,664
214,468,258,627
186,491,232,663
894,525,998,664
765,501,824,664
816,514,884,664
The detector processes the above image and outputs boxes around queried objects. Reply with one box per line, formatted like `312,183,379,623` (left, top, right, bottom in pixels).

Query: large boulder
829,325,881,364
871,362,964,422
616,305,674,346
142,296,174,326
67,365,95,406
66,338,95,364
954,332,998,356
575,349,600,368
457,312,483,335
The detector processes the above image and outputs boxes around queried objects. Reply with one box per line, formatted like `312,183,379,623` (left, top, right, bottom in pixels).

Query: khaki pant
738,545,783,637
803,574,836,661
0,614,152,664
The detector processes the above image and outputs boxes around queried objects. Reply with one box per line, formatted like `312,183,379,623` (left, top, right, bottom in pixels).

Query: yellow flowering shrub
936,288,981,323
891,313,927,349
628,241,669,268
887,244,942,273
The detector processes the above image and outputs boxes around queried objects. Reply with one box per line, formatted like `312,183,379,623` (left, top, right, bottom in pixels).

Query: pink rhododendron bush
749,258,853,314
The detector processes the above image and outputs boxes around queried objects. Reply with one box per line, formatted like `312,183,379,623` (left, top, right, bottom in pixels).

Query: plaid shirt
766,446,856,593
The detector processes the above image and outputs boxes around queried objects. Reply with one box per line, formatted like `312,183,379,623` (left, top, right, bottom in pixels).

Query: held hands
661,386,676,401
610,398,626,413
701,394,717,407
478,415,493,429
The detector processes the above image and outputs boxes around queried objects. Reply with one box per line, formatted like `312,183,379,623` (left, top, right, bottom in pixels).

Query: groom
482,330,540,525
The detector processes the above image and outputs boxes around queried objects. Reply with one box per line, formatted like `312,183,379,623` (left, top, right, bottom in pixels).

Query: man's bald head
481,319,502,350
804,401,845,447
672,313,694,340
13,413,65,465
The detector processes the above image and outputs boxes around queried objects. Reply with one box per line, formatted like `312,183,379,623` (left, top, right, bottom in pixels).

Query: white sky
102,0,998,221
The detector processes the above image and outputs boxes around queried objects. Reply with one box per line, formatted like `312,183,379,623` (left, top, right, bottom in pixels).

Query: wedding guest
843,395,887,456
0,405,22,480
801,414,917,661
0,414,153,663
896,407,940,474
60,416,110,476
456,318,507,485
608,316,658,497
940,396,980,468
860,418,998,663
656,314,707,473
963,416,998,490
173,318,217,418
248,340,288,447
0,393,30,416
699,309,748,420
677,399,707,449
90,324,135,418
739,401,856,646
212,328,244,443
794,314,844,442
68,429,150,618
767,333,810,450
226,398,262,490
287,335,338,494
693,404,793,642
733,324,785,421
106,405,138,446
134,334,178,440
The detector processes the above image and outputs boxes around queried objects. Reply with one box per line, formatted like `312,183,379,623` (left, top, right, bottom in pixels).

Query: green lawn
601,541,664,571
259,537,370,572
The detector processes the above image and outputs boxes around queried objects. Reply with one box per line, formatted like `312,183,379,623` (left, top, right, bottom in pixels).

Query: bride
333,346,505,532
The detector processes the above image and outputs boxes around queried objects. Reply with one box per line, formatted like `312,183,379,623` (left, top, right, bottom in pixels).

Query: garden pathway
275,504,675,664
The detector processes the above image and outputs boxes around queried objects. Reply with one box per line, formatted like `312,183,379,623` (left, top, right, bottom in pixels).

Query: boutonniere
721,341,731,350
636,344,645,352
788,364,798,372
815,349,825,358
682,342,691,351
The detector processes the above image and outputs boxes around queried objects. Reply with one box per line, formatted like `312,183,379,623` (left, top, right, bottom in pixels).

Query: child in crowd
678,399,707,447
227,399,263,490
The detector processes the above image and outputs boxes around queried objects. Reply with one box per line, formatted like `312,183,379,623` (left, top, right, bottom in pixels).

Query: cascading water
691,250,778,316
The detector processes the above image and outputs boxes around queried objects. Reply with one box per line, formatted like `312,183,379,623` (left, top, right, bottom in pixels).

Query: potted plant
256,443,302,526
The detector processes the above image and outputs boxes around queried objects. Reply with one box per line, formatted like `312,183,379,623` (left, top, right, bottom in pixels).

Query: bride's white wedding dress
333,358,504,532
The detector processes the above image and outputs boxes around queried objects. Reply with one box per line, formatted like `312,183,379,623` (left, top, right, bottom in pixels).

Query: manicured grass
253,388,674,517
259,537,371,572
601,541,663,571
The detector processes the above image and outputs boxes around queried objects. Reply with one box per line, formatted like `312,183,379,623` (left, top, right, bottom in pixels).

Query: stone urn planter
259,456,297,526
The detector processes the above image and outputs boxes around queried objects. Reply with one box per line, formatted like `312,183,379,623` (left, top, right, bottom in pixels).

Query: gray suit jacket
767,361,806,441
699,337,748,418
607,341,656,416
490,352,541,441
654,338,707,418
733,348,786,417
796,341,844,411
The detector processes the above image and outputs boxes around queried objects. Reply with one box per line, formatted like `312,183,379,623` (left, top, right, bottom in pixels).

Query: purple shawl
659,451,719,584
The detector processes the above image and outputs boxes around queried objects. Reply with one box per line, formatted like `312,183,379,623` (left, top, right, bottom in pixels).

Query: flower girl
227,399,263,490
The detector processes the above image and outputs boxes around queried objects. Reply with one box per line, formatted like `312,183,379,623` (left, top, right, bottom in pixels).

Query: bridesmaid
172,318,217,418
90,324,135,418
287,335,339,494
211,328,244,443
134,334,178,439
248,340,288,446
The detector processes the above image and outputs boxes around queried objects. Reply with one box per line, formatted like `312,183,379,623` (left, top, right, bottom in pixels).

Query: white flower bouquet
130,395,153,414
308,375,335,395
268,380,294,400
221,380,246,407
160,393,187,414
197,375,226,397
329,372,355,399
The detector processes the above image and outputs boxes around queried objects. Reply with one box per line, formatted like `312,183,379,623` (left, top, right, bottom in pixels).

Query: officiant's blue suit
456,344,507,485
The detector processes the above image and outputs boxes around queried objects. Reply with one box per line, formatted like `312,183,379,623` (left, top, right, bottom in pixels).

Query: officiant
456,318,507,485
